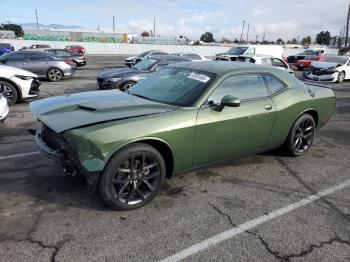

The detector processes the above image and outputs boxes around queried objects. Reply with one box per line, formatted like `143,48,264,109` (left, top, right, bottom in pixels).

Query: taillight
65,58,73,65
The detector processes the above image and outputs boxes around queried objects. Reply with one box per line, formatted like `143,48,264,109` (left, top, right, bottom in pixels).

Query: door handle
264,105,273,110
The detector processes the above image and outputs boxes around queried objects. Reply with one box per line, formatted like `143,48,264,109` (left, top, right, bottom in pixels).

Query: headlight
106,77,122,82
15,75,33,80
325,68,337,74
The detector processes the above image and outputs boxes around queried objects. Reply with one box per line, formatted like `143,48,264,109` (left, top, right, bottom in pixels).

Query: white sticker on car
187,72,210,83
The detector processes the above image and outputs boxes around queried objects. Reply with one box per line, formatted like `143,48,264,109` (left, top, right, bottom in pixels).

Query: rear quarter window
262,74,287,95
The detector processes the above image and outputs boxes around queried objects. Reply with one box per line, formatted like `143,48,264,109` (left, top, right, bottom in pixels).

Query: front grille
97,77,104,84
41,125,65,151
29,79,41,95
309,67,330,76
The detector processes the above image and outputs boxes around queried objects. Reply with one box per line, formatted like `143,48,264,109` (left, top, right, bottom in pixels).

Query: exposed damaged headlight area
309,66,338,76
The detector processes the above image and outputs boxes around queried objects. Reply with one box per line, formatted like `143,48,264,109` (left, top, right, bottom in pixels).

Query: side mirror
214,95,241,111
222,95,241,107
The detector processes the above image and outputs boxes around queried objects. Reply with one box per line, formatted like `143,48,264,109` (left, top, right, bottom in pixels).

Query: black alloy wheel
121,81,136,91
0,80,18,105
99,143,166,210
286,114,315,156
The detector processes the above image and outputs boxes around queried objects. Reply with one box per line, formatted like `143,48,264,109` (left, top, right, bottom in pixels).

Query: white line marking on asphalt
159,179,350,262
0,151,40,161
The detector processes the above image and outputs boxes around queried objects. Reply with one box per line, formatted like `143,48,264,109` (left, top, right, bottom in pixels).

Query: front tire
0,80,18,106
338,71,345,83
285,114,315,157
47,68,63,81
120,81,136,91
99,143,166,210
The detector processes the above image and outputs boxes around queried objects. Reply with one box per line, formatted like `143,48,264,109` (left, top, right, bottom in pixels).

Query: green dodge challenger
30,61,336,210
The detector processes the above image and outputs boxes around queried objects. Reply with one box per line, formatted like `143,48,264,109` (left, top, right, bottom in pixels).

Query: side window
245,48,255,55
6,53,27,61
152,52,167,56
208,74,267,104
29,53,47,61
273,58,287,69
56,50,69,56
261,58,273,65
262,74,286,95
187,54,201,60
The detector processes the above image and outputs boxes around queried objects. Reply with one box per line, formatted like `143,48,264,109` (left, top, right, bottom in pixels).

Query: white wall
0,39,338,56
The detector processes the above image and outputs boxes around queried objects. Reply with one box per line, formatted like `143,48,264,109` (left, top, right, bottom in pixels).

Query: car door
193,74,276,166
1,52,28,69
28,53,48,76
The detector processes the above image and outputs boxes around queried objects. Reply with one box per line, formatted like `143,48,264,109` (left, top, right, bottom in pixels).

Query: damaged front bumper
34,128,100,191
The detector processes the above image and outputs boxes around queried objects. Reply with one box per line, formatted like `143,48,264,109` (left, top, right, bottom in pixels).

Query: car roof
168,60,284,75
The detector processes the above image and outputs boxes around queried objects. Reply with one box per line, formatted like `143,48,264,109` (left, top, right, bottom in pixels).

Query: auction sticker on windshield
187,72,211,83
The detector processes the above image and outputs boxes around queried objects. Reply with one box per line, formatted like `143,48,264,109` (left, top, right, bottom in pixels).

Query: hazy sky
1,0,348,41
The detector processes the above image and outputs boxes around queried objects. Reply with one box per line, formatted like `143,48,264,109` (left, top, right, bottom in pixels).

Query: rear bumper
62,66,76,77
34,128,100,191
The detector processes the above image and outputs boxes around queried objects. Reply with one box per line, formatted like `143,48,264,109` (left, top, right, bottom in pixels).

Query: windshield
129,67,216,107
226,47,248,55
132,58,158,70
323,56,349,64
300,50,316,55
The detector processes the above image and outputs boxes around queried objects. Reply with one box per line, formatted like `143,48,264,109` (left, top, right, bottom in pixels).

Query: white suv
0,64,41,105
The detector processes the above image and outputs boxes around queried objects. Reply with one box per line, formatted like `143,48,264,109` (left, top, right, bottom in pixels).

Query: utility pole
35,10,39,30
239,20,246,43
113,16,115,31
345,4,350,47
153,16,156,37
246,22,249,43
262,32,266,43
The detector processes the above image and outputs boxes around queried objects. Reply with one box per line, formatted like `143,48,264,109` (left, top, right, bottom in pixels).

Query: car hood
126,56,139,60
0,64,38,77
311,61,343,69
30,90,178,133
98,67,146,78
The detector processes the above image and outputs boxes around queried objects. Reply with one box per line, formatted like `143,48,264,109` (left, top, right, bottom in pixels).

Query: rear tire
99,143,166,210
284,114,315,157
0,80,18,106
47,68,63,81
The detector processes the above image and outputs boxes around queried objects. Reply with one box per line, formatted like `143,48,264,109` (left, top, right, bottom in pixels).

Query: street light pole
239,20,246,43
345,4,350,47
35,10,39,30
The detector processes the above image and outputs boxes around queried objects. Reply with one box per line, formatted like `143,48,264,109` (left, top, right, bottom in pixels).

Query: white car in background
0,64,41,105
0,93,9,123
304,56,350,83
219,54,295,75
172,53,209,61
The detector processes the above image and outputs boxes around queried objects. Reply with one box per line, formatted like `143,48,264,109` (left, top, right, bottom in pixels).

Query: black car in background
44,49,86,67
125,50,169,67
98,55,190,91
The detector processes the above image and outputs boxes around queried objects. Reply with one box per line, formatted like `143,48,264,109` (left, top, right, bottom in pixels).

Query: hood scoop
78,105,97,111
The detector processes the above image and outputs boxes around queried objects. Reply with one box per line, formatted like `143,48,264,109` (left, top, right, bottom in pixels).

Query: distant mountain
20,23,83,30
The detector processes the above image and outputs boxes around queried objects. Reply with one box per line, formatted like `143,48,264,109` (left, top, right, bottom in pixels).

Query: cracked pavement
0,56,350,261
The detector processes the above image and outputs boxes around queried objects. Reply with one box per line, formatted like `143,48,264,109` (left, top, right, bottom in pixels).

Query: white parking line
159,179,350,262
0,151,40,161
8,112,32,116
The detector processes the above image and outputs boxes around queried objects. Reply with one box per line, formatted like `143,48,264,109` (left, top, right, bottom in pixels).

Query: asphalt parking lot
0,55,350,262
